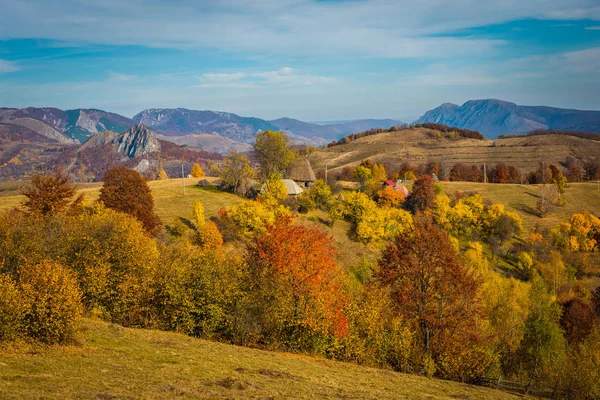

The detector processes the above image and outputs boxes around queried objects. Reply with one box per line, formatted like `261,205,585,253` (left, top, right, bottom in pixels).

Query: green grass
0,318,518,400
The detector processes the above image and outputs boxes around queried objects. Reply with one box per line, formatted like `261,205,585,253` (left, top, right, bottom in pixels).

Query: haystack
286,157,316,187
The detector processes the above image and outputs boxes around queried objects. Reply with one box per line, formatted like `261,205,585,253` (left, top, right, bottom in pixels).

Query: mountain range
415,99,600,138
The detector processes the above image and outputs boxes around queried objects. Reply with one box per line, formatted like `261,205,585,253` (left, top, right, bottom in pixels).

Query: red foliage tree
560,298,596,343
408,175,436,213
376,218,485,367
98,166,162,236
245,216,349,342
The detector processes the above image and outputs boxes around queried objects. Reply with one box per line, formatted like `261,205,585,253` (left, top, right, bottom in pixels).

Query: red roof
384,180,396,186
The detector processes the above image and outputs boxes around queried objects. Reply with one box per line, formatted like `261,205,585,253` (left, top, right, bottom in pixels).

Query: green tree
21,168,76,216
516,275,566,383
553,171,567,206
217,151,254,195
254,130,295,181
98,166,162,236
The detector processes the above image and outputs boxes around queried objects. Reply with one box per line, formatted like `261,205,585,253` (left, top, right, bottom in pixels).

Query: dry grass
0,318,519,400
309,128,600,176
0,177,245,223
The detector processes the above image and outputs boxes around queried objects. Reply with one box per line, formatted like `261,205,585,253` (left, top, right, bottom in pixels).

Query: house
383,179,396,188
394,181,410,197
286,157,316,187
431,173,440,182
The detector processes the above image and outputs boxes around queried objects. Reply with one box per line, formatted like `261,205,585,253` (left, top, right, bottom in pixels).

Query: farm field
0,318,519,400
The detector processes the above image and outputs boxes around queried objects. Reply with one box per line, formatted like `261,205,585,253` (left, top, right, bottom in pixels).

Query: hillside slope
0,318,517,400
416,99,600,138
310,127,600,174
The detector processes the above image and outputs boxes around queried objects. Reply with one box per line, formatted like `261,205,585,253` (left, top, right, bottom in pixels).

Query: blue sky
0,0,599,121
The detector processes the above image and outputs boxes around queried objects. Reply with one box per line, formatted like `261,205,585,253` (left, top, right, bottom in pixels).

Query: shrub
0,274,23,341
18,260,83,344
197,221,224,249
157,167,168,180
376,186,405,207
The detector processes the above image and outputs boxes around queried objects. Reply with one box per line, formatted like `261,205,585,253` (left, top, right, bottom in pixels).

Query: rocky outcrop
110,124,161,158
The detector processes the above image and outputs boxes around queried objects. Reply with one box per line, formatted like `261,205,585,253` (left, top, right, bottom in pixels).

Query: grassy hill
308,127,600,175
0,318,518,400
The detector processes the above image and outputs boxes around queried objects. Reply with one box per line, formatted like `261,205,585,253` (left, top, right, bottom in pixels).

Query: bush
197,221,224,249
0,274,23,341
18,260,83,344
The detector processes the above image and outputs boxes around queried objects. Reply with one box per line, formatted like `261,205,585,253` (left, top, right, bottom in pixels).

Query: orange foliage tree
21,168,76,216
243,216,348,349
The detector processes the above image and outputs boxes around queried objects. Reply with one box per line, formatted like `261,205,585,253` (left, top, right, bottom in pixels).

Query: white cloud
4,0,596,58
195,67,335,88
0,59,19,73
107,70,136,82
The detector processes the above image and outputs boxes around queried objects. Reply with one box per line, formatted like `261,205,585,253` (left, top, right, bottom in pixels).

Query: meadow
0,318,519,400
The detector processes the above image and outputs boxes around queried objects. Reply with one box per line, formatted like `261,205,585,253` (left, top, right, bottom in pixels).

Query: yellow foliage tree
376,186,405,207
193,200,205,228
191,163,205,178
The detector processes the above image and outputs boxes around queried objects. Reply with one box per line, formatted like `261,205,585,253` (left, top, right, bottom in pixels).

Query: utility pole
181,163,186,195
483,163,487,183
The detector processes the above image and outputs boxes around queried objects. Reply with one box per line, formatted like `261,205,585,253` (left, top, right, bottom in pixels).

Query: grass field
0,178,246,223
0,318,518,400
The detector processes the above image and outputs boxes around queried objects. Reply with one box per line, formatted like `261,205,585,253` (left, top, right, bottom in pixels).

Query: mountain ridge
415,99,600,138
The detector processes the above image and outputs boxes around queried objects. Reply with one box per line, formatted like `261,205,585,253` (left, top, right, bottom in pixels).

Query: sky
0,0,599,121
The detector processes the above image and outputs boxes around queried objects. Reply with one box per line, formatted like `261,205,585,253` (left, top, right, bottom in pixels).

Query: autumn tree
216,151,254,195
193,200,205,228
254,130,295,181
560,298,595,343
407,175,436,213
376,185,405,207
353,165,372,191
243,216,348,348
21,168,76,216
191,163,205,178
98,166,162,236
376,218,486,377
553,171,567,206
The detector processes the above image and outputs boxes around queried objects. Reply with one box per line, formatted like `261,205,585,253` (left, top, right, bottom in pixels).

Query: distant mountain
415,99,600,138
0,107,134,143
133,108,281,144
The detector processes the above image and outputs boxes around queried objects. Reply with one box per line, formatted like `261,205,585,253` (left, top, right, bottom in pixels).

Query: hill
0,124,222,182
310,126,600,176
0,318,517,400
415,99,600,138
270,117,404,143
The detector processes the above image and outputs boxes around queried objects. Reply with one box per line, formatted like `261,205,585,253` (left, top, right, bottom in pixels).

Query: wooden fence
475,376,567,399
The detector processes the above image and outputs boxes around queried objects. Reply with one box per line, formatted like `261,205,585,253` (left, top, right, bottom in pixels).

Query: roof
261,179,304,195
282,179,304,195
286,157,316,182
431,173,440,182
384,180,396,186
